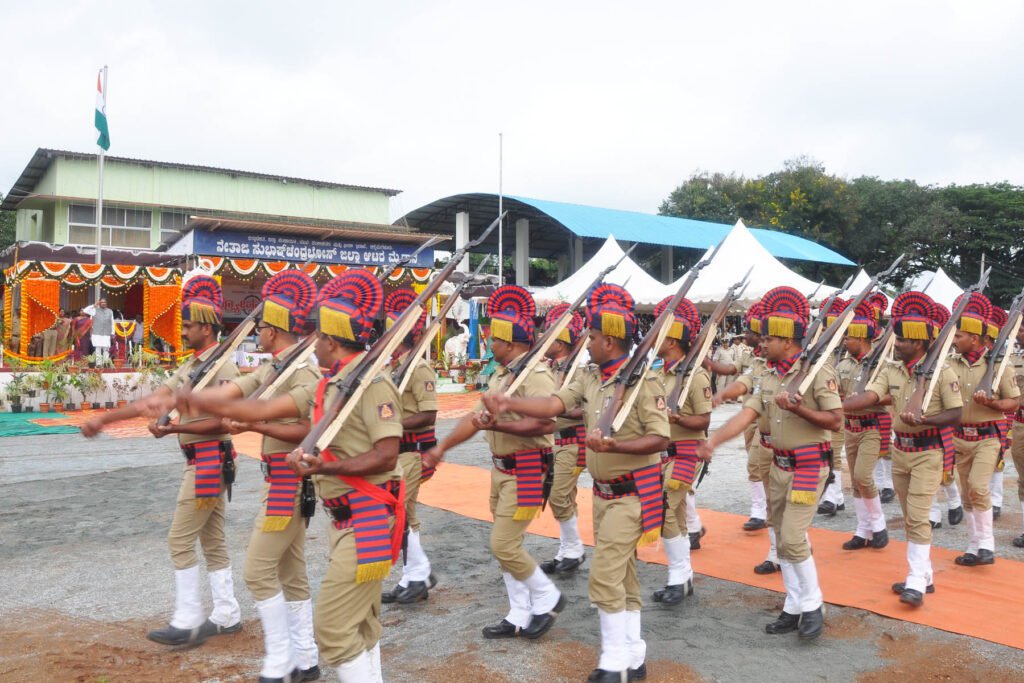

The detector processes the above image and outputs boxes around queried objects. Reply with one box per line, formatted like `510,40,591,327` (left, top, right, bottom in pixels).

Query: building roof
0,241,184,269
397,193,855,266
180,215,444,246
1,148,401,211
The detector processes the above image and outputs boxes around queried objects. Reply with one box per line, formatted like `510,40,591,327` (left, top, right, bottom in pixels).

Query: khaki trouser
1012,424,1024,499
831,429,845,471
892,447,943,545
315,517,393,666
769,462,828,563
661,459,691,540
954,436,1000,511
590,494,643,612
42,329,58,357
549,442,581,522
243,480,310,601
489,468,537,581
398,451,424,532
168,465,230,571
846,428,881,499
744,425,759,481
750,441,773,522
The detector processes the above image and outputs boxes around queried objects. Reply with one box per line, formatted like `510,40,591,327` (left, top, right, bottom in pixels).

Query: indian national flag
95,70,110,151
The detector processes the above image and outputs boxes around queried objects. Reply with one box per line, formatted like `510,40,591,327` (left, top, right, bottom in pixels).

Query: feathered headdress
545,303,585,345
317,269,384,344
181,275,223,325
262,270,317,334
761,287,809,339
892,292,935,341
487,285,536,343
953,292,992,337
654,296,700,345
586,284,636,339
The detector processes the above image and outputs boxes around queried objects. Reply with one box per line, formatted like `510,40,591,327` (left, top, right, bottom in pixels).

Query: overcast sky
4,1,1024,223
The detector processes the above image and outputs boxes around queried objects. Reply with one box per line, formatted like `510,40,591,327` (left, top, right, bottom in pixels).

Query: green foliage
660,158,1024,306
0,193,15,254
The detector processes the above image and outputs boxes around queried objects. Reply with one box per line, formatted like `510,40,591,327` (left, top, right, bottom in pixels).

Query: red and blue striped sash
592,462,663,546
261,452,301,531
323,478,405,583
192,440,225,506
666,439,703,491
497,448,551,521
772,442,830,505
408,427,438,482
844,412,893,456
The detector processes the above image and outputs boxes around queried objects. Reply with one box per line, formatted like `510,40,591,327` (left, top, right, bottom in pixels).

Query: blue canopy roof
510,196,854,265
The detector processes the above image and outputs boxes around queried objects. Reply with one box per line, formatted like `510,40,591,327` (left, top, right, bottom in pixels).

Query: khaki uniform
231,346,321,601
736,353,772,486
556,364,670,612
1010,350,1024,501
867,361,962,544
550,392,586,523
837,354,887,499
476,354,556,581
950,352,1020,511
312,354,403,667
715,345,736,393
162,345,240,571
393,356,439,532
662,366,712,540
743,358,841,562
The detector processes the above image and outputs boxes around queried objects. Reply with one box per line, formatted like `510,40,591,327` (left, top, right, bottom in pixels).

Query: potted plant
80,367,106,410
6,368,28,413
465,365,480,391
110,376,134,408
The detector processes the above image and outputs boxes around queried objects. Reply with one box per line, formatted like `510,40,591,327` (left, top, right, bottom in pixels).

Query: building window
68,203,152,249
159,210,191,244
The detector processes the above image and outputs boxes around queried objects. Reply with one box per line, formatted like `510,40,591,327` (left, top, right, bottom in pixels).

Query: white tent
530,235,670,308
908,267,965,310
666,220,837,311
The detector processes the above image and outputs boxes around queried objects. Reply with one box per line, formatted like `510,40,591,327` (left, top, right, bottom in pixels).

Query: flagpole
95,65,108,298
498,131,503,286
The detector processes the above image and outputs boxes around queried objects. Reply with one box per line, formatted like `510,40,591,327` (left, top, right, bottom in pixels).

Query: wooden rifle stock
852,322,895,395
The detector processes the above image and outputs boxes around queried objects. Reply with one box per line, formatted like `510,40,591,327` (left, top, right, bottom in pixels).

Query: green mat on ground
0,412,80,437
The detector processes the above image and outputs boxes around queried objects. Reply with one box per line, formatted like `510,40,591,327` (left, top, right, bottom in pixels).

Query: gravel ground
1,408,1024,682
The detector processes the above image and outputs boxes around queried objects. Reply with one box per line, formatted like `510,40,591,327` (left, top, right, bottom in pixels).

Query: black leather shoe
652,579,693,605
976,549,995,564
879,488,895,503
754,560,780,575
539,558,560,574
146,623,205,646
842,536,868,550
522,593,566,639
381,586,400,603
955,552,979,566
396,580,429,604
588,669,630,682
197,618,242,639
482,619,521,639
765,611,800,634
630,662,647,680
1012,534,1024,548
930,520,943,529
798,607,824,640
555,555,585,573
869,529,889,549
899,588,923,607
993,506,1001,520
689,526,706,550
891,582,935,595
258,667,302,683
948,505,964,526
743,517,767,531
299,665,321,681
817,501,838,516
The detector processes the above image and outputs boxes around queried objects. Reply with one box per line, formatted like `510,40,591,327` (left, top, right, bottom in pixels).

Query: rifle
596,240,722,436
666,267,752,412
157,300,266,426
783,255,905,400
906,267,991,419
695,460,710,489
498,244,639,396
393,255,492,394
852,319,896,395
299,213,504,455
807,279,826,301
977,285,1024,398
805,272,857,349
244,236,448,401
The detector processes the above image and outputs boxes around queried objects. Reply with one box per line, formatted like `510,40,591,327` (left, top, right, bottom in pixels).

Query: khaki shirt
1013,348,1024,409
743,356,842,450
163,344,240,446
313,352,403,500
867,360,961,434
231,342,321,455
836,354,884,417
549,357,584,433
730,344,754,374
737,355,772,433
474,352,556,456
556,364,670,481
391,354,439,426
949,351,1020,424
664,364,712,441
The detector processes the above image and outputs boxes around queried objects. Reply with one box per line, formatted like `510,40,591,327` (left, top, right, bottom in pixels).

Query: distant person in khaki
700,287,842,641
424,285,565,641
713,336,735,394
82,275,242,647
1009,324,1024,548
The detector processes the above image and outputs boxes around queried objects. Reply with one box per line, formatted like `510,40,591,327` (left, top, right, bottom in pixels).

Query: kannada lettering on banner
220,280,265,319
192,230,433,267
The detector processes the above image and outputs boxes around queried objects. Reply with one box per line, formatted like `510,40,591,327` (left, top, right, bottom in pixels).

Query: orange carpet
418,461,1024,651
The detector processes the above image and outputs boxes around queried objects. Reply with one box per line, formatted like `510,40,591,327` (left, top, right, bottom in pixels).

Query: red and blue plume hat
545,303,585,345
317,269,384,344
744,302,763,334
761,287,809,339
261,270,317,334
953,292,992,337
654,296,700,344
384,288,427,339
846,301,877,339
892,292,935,341
181,275,223,325
825,297,848,326
487,285,536,343
987,306,1007,339
586,283,636,339
868,292,889,322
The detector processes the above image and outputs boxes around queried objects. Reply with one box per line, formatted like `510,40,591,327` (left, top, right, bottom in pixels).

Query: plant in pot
81,367,107,410
110,377,133,408
34,359,71,413
6,369,28,413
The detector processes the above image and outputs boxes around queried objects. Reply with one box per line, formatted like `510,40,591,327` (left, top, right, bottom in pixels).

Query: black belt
845,415,882,429
492,454,516,472
558,427,579,440
893,432,944,451
955,422,1001,439
593,478,638,497
180,440,231,463
322,480,400,522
